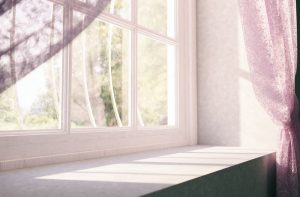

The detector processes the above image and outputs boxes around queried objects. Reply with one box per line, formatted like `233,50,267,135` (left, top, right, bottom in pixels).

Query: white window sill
0,146,275,197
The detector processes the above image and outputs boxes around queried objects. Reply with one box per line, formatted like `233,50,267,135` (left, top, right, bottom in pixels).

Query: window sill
0,146,276,197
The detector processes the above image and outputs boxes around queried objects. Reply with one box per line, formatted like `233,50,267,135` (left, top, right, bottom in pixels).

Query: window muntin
0,0,178,132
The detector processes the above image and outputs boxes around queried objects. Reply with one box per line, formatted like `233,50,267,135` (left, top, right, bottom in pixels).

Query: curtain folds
239,0,300,196
0,0,111,93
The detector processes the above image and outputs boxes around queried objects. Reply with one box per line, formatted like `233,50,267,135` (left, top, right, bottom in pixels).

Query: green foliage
0,89,19,127
99,27,125,126
25,114,57,127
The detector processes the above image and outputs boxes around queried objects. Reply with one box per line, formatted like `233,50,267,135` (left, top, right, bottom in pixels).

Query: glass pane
104,0,130,20
71,12,130,128
138,0,175,37
76,0,130,20
0,1,63,130
137,34,175,126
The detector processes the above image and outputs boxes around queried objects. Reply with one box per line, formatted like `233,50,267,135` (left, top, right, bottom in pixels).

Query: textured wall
196,0,279,148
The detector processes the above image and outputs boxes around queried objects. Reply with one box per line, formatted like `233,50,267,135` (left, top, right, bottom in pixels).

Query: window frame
69,0,179,131
0,0,197,147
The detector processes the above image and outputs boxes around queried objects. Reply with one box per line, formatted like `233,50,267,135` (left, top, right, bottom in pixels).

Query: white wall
196,0,279,149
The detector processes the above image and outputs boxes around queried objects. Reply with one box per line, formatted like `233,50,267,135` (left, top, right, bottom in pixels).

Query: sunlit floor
0,146,272,197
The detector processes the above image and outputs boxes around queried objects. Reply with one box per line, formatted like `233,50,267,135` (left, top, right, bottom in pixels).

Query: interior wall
196,0,279,149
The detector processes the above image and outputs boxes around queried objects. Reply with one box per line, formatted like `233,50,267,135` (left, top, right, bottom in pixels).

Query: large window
0,0,179,132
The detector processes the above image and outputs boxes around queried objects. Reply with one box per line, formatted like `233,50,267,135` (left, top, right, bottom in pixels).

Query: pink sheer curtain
0,0,111,93
239,0,300,196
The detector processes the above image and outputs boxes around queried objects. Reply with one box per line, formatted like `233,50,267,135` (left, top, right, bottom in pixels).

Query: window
0,0,183,132
0,0,196,166
0,0,196,150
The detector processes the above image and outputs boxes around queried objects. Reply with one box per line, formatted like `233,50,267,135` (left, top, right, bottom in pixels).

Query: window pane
0,1,63,130
137,35,175,126
138,0,175,37
76,0,130,20
104,0,130,20
71,12,130,128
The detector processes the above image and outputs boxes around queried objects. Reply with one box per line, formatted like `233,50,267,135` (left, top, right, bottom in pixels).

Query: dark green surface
143,153,276,197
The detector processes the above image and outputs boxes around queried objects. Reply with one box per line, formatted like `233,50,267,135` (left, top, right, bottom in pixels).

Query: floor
0,146,273,197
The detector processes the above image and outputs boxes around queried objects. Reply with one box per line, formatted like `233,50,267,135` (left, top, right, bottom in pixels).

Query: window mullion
130,0,137,129
62,3,72,134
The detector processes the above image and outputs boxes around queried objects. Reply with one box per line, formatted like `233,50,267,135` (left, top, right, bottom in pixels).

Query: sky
16,64,47,112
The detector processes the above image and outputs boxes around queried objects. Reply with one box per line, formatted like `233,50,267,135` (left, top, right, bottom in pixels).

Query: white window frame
0,0,197,167
69,0,179,132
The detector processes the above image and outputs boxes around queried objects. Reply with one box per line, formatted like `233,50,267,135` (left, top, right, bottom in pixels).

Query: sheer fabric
0,0,111,93
239,0,300,196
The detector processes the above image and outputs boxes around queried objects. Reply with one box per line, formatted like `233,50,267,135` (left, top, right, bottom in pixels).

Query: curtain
239,0,300,196
0,0,111,93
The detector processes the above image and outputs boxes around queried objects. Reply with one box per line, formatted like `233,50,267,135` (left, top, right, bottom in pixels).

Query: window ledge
0,146,276,197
